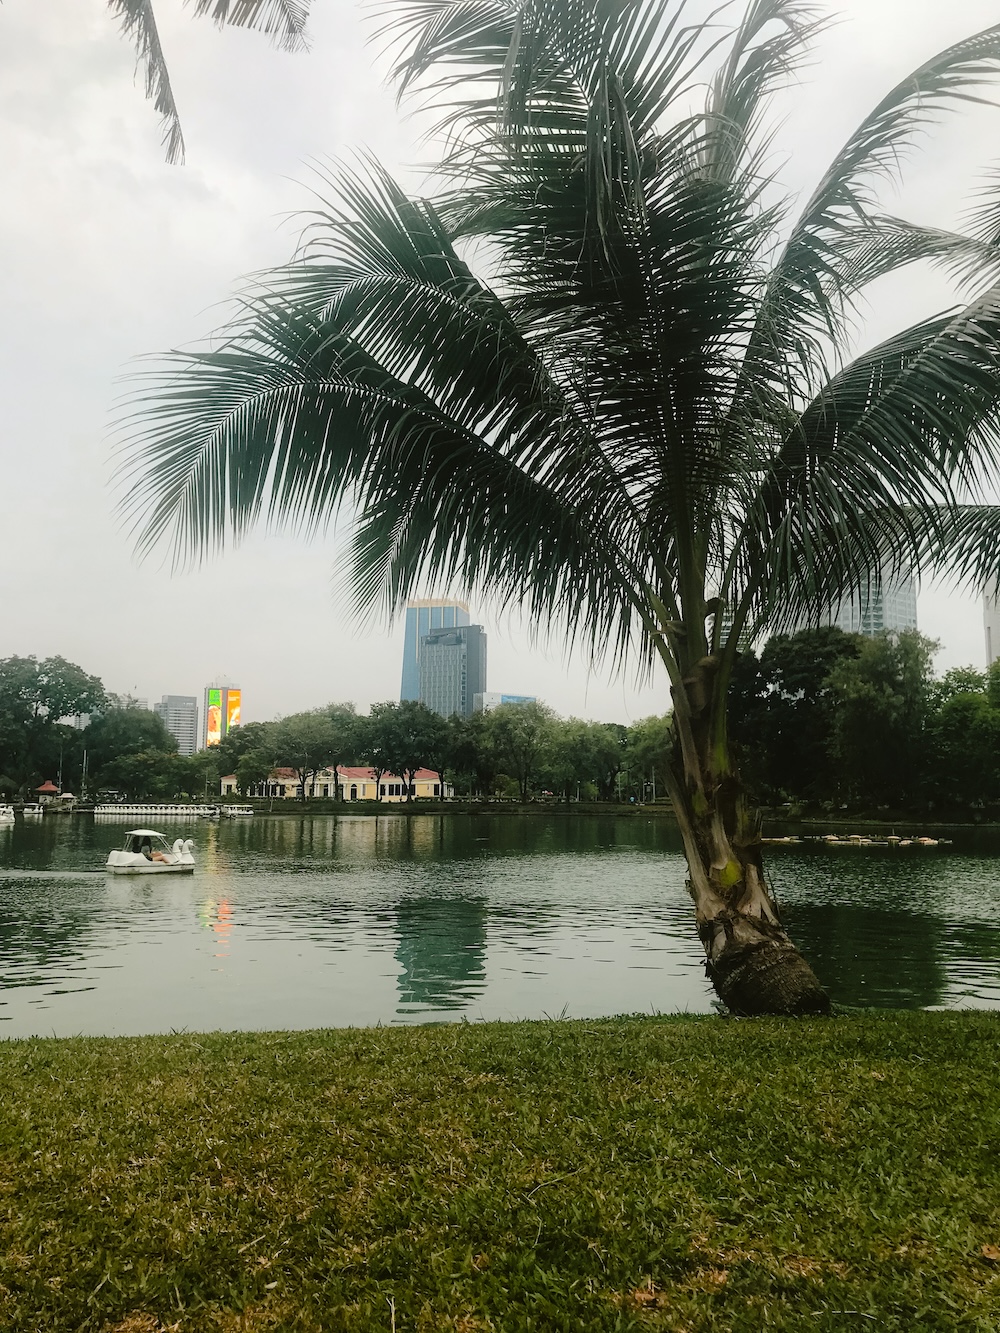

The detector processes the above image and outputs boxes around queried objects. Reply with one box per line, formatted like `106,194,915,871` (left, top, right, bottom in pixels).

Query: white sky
1,0,998,724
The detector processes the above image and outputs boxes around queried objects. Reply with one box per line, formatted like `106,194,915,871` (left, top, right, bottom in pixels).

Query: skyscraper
790,567,918,638
400,599,470,701
985,580,1000,665
419,625,487,718
203,683,242,748
154,695,199,756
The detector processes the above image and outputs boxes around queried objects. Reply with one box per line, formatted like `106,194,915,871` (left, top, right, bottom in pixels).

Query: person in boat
139,837,170,864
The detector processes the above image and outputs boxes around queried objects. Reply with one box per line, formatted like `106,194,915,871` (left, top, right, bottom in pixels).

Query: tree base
705,923,830,1017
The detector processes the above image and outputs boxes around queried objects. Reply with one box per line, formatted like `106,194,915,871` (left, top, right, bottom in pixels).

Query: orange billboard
226,689,241,732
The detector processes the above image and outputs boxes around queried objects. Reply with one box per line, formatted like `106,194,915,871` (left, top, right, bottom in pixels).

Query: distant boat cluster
762,834,952,848
94,803,253,819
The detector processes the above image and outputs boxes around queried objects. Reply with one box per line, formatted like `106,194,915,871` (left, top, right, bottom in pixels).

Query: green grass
2,1013,1000,1331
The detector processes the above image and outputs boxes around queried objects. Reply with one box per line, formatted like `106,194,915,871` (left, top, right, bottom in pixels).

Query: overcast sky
1,0,998,724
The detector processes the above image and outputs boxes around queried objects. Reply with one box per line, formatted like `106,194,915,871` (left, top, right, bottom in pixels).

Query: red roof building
220,765,449,802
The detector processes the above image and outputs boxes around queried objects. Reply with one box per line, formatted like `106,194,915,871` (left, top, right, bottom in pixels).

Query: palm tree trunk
668,654,829,1017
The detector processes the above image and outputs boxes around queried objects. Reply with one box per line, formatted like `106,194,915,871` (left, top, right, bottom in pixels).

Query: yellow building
221,765,449,802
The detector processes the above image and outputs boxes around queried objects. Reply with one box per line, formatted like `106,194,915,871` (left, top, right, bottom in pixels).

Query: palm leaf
107,0,312,165
185,0,311,52
108,0,185,164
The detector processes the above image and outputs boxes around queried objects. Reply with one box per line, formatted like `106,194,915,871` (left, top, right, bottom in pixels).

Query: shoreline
68,800,1000,832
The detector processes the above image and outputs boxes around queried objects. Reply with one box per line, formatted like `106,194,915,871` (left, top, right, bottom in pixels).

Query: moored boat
0,805,13,826
105,830,195,875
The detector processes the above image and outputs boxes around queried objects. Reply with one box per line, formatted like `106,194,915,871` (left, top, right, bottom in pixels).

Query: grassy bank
2,1013,1000,1331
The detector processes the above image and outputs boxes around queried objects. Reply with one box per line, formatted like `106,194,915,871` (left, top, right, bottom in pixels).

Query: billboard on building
206,688,223,747
226,689,241,732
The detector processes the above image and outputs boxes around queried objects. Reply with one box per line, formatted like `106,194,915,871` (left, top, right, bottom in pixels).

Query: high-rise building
790,567,918,638
154,695,199,756
401,599,470,701
203,683,242,748
419,625,487,718
473,692,536,712
984,581,1000,666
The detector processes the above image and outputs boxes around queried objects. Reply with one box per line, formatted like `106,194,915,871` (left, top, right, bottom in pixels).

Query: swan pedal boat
106,830,195,875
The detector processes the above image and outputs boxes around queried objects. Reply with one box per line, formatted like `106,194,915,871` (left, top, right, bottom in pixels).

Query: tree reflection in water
394,897,488,1014
783,903,946,1009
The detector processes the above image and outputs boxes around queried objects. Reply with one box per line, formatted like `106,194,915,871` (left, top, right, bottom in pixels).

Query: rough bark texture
669,652,830,1018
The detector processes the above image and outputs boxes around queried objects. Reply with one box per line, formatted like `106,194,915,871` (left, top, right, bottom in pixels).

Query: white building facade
153,695,199,755
984,581,1000,666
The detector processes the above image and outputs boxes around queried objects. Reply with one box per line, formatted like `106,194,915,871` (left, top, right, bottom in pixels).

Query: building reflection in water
394,896,487,1014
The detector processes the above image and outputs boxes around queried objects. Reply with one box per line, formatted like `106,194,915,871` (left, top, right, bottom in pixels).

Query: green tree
923,665,1000,810
625,715,673,802
98,748,194,800
827,631,938,808
271,710,339,800
0,657,106,790
356,704,396,799
214,721,276,781
325,703,361,800
85,701,175,771
123,3,1000,1013
356,701,448,801
235,749,275,796
488,702,555,803
447,712,501,799
544,717,626,802
731,628,863,804
927,690,1000,809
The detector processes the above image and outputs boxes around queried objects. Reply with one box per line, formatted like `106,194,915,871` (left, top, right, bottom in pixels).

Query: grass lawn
1,1012,999,1331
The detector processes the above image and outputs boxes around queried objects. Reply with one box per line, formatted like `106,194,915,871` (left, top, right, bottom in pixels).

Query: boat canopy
125,829,168,838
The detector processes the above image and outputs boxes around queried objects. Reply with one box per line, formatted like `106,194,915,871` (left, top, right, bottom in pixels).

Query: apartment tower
153,695,199,756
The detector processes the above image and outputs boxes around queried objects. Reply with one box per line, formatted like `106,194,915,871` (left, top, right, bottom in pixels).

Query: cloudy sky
1,0,999,724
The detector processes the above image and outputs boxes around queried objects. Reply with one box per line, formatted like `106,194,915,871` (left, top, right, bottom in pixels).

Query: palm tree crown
121,0,1000,652
118,0,1000,1012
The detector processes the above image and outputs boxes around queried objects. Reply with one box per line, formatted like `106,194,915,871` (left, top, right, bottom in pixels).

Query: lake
1,813,999,1037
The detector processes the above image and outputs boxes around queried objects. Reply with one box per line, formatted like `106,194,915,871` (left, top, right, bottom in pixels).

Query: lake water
1,813,999,1037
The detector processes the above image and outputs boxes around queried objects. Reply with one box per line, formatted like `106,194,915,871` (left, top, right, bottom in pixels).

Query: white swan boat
0,805,14,825
106,829,195,875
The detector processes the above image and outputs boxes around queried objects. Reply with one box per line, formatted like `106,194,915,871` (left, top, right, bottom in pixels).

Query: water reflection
0,816,998,1036
784,903,947,1009
394,897,487,1013
0,878,105,1003
199,898,234,959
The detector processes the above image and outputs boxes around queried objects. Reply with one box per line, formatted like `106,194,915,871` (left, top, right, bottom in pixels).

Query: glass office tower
400,599,470,701
418,625,488,718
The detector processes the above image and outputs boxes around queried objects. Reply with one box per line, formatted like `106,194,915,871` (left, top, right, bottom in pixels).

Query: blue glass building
400,599,470,701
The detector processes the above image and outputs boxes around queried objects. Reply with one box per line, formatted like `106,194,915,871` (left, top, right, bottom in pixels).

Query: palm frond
108,0,185,164
118,158,663,662
185,0,311,52
729,288,1000,640
703,0,826,183
752,22,1000,374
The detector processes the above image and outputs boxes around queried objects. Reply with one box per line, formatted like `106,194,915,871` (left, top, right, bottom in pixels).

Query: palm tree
120,0,1000,1014
106,1,312,162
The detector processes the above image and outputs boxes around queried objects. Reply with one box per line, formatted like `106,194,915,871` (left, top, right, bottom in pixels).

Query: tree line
731,627,1000,815
212,699,672,804
0,655,671,803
